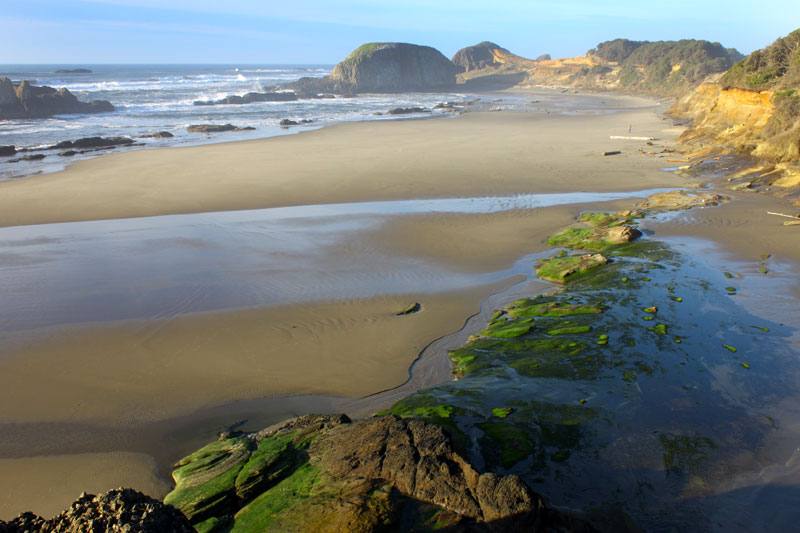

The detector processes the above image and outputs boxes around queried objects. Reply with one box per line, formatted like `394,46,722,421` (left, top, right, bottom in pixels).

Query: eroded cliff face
673,82,775,148
670,79,800,200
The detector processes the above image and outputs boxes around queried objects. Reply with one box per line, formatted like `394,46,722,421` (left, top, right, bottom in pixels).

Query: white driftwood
767,211,800,219
784,221,800,226
610,136,655,141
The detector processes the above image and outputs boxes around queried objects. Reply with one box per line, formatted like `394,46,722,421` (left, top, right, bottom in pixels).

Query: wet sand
0,90,755,519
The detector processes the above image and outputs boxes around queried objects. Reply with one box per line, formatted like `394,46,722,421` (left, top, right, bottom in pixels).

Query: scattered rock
17,154,46,161
279,119,312,127
54,69,92,74
387,106,429,115
0,488,193,533
0,78,114,119
0,145,16,157
49,136,134,150
186,124,254,133
58,150,77,157
194,91,299,106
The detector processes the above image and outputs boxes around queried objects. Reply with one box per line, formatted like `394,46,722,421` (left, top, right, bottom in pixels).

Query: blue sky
2,0,798,64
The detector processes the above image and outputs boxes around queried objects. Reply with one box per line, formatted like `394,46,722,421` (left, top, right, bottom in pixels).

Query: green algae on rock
578,210,642,227
395,302,422,316
163,414,592,532
547,225,642,251
535,253,609,283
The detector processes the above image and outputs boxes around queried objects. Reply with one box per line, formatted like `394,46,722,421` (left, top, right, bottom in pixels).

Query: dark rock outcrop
452,41,512,72
536,54,552,61
0,488,193,533
290,43,458,95
194,91,299,106
279,119,312,126
54,69,92,74
387,106,429,115
163,413,599,532
0,78,113,119
186,124,254,133
0,145,16,157
49,136,134,150
140,131,174,139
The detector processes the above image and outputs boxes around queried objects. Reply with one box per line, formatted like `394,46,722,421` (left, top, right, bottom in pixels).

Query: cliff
450,40,740,96
0,78,114,119
668,29,800,199
290,43,458,95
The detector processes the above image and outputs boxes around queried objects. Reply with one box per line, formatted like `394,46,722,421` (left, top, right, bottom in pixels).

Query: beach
2,88,799,521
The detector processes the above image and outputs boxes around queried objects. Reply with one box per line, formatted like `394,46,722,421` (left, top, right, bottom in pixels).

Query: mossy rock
164,437,251,522
535,254,610,283
578,210,642,227
506,299,604,318
547,225,641,251
478,317,535,338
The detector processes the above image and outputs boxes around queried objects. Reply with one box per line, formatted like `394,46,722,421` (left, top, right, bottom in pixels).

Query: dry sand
0,91,711,519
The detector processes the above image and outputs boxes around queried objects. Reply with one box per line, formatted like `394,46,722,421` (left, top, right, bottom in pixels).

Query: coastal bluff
0,78,113,119
290,42,458,95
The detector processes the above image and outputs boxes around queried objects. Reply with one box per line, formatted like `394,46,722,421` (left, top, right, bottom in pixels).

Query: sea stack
291,42,458,95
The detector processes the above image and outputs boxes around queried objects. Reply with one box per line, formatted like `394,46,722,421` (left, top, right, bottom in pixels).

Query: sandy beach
2,89,799,520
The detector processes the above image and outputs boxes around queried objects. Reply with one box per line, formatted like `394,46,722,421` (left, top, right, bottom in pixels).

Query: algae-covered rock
547,225,642,251
578,210,642,227
535,253,610,283
639,190,727,210
163,413,582,531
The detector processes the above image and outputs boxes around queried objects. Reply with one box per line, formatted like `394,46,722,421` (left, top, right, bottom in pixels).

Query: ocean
0,64,533,182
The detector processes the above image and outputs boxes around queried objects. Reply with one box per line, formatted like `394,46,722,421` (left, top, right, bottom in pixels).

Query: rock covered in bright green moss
163,413,592,532
535,253,610,283
547,225,642,251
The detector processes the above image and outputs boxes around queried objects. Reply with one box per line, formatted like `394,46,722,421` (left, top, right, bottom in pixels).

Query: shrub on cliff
720,29,800,161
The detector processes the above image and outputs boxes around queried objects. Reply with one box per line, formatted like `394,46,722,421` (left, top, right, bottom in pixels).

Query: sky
2,0,799,64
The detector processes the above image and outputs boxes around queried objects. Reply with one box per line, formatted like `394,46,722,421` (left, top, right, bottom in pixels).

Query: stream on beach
0,189,799,530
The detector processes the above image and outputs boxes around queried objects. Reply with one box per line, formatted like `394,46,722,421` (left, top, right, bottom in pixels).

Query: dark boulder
58,150,77,157
0,488,193,533
536,54,552,61
1,78,114,119
452,41,512,72
290,42,458,95
0,145,16,157
280,119,298,126
54,68,93,74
